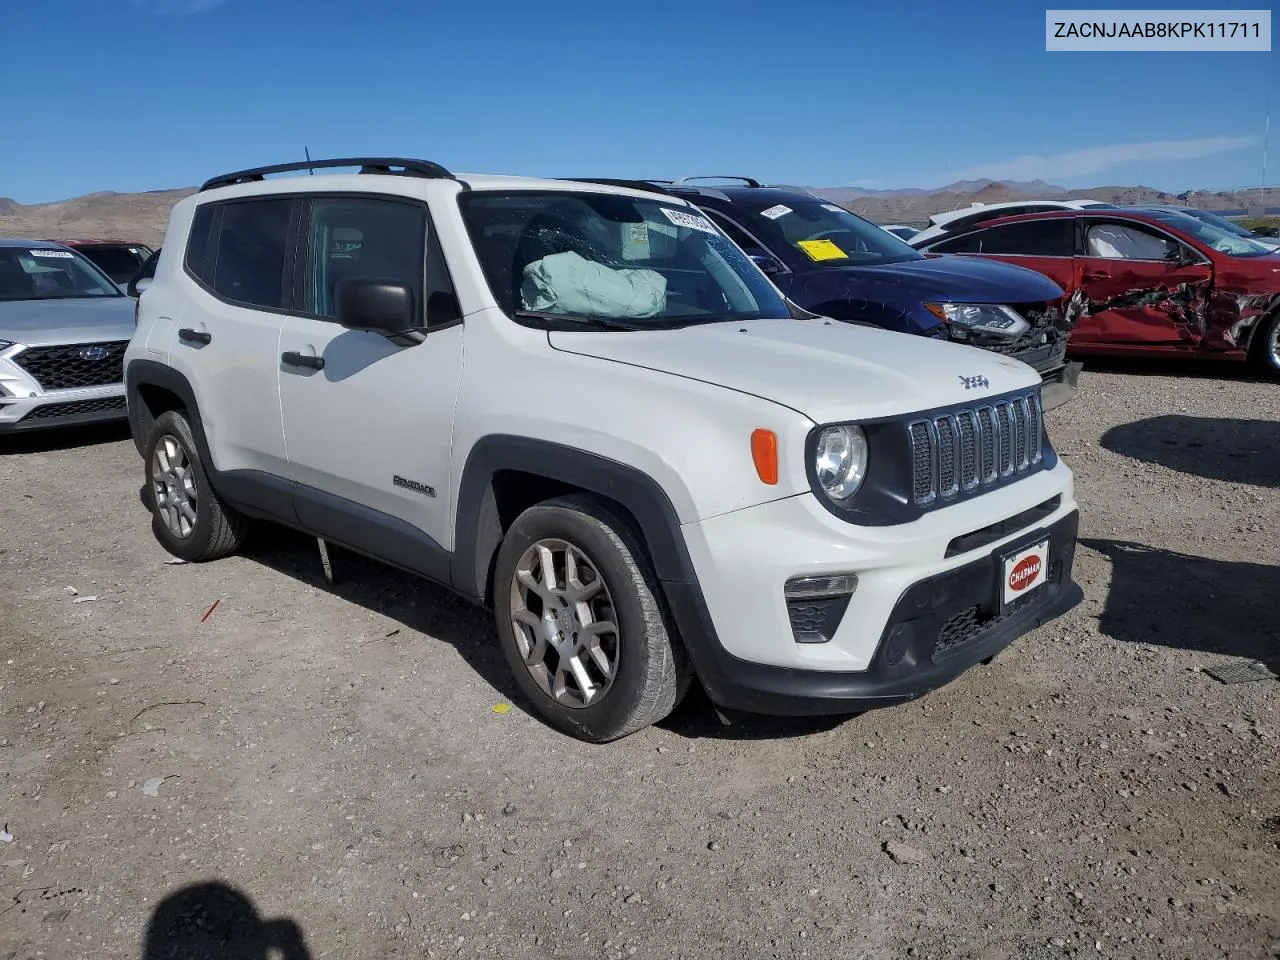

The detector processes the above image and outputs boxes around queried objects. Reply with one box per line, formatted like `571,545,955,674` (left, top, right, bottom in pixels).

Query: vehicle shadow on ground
1076,355,1263,383
240,528,525,706
1100,415,1280,488
237,527,851,742
142,881,312,959
0,421,133,454
1080,538,1280,674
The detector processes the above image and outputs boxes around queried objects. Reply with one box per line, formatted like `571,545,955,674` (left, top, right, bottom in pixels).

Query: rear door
926,217,1077,300
1072,218,1213,346
178,197,296,478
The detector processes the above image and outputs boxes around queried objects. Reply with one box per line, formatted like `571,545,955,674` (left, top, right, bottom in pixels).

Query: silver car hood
0,297,136,347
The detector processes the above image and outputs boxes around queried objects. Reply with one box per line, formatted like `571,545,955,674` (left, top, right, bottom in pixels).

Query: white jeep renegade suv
124,157,1082,742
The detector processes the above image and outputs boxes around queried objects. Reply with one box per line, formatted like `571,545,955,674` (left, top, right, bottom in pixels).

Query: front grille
909,392,1043,507
14,341,127,390
20,396,127,421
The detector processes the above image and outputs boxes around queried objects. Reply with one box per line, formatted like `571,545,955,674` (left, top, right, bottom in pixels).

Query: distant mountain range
793,179,1274,225
0,179,1273,246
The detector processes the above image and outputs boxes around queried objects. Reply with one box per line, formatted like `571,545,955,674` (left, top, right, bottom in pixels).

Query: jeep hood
548,318,1038,424
819,255,1064,304
0,296,136,347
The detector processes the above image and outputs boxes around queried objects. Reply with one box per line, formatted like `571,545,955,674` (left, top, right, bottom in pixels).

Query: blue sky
1,0,1275,202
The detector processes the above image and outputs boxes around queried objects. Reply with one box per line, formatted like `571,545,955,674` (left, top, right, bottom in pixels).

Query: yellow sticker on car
796,239,848,261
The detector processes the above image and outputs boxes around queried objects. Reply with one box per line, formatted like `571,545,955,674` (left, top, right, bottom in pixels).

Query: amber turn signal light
751,429,778,485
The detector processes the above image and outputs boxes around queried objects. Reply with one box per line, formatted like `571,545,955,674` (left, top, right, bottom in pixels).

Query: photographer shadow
142,881,311,960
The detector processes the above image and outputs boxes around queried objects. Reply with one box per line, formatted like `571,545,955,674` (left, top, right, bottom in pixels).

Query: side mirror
336,279,419,340
748,252,781,275
127,249,160,298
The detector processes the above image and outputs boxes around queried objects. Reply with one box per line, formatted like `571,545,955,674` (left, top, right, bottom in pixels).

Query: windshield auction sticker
796,239,849,262
1046,9,1270,50
29,249,75,258
660,208,716,234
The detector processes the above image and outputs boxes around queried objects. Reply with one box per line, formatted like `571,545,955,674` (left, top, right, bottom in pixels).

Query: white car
879,224,920,242
124,157,1083,742
910,199,1116,248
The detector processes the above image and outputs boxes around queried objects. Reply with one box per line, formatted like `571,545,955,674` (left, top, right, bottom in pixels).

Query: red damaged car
915,208,1280,376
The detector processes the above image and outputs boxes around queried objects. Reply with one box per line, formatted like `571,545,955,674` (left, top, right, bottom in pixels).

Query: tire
143,409,247,562
493,494,691,742
1249,310,1280,379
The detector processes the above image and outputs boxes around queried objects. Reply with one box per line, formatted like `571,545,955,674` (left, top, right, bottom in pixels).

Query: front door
277,194,464,578
1072,219,1213,347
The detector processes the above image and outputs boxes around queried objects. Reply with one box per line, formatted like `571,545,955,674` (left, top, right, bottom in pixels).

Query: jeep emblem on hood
958,374,991,390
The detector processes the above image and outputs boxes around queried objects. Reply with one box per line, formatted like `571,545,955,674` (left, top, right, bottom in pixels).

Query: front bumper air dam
663,509,1081,717
1040,361,1082,412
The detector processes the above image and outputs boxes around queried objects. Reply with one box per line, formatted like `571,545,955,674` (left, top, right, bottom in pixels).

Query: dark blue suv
574,177,1081,408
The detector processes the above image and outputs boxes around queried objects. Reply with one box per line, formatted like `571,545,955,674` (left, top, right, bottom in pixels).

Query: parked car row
910,206,1280,374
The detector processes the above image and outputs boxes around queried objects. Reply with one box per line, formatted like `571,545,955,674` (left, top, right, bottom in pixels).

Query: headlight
814,424,868,501
924,303,1029,339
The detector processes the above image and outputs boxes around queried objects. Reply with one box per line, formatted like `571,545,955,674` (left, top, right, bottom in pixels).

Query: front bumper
0,344,128,434
1040,360,1082,412
668,467,1081,716
0,387,128,434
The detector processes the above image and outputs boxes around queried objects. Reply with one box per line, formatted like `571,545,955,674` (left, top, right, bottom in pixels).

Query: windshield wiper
513,309,647,331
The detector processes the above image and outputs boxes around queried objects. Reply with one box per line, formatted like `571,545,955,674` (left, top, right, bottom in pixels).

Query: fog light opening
784,574,858,645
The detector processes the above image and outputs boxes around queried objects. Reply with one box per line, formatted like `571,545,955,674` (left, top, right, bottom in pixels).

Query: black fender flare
124,359,206,458
449,435,699,604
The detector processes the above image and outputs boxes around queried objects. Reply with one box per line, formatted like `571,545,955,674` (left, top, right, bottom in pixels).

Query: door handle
178,328,212,345
281,351,325,370
1081,270,1110,281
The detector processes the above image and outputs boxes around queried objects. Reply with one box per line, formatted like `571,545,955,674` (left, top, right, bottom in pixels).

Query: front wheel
1250,310,1280,379
493,495,690,742
143,409,248,562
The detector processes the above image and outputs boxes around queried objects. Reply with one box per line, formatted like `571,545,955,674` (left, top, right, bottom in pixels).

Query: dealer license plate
1001,538,1049,608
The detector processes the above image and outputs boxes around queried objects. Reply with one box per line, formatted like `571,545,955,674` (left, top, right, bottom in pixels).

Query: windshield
1173,208,1256,239
458,191,790,328
0,247,123,301
1143,211,1276,258
76,245,152,283
741,200,924,267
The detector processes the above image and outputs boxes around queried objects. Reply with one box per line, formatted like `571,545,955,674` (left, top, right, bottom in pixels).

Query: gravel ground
1,361,1278,960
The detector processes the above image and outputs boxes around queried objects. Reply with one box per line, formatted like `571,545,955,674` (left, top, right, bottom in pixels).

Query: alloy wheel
508,538,619,708
152,435,198,539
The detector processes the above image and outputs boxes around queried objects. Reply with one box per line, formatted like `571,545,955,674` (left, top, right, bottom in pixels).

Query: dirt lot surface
2,362,1278,960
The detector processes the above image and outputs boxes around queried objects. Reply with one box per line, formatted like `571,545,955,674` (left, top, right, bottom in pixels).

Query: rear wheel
1249,310,1280,378
143,410,247,562
493,495,690,742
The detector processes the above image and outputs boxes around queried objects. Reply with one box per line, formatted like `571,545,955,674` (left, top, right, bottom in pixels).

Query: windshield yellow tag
796,239,848,261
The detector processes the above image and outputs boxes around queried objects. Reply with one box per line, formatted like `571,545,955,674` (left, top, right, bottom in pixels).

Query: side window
928,231,983,254
211,199,292,308
302,197,428,322
704,210,769,257
970,219,1074,256
1085,222,1180,261
184,204,216,283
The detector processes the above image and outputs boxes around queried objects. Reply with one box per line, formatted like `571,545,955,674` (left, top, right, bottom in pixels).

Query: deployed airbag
521,251,667,318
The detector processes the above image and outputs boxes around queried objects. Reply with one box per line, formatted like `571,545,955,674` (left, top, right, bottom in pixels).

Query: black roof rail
560,178,673,195
671,175,762,188
200,157,458,192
